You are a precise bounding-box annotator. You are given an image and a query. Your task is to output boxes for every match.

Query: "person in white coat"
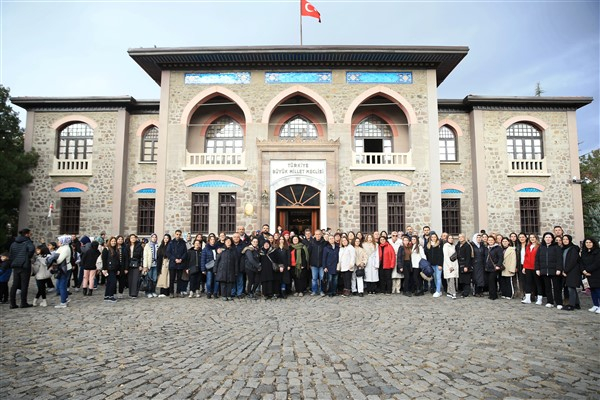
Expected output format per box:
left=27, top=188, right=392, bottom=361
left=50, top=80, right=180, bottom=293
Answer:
left=364, top=241, right=379, bottom=295
left=338, top=237, right=356, bottom=298
left=443, top=236, right=459, bottom=299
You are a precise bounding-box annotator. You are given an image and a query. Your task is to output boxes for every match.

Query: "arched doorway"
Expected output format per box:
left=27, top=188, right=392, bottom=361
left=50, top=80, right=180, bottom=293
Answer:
left=276, top=184, right=320, bottom=234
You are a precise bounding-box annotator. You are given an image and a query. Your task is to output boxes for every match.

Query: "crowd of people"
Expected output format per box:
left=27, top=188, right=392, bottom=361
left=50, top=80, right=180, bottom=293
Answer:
left=2, top=224, right=600, bottom=314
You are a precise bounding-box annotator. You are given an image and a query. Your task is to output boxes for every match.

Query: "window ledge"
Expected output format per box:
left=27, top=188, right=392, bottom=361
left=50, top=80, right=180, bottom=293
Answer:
left=441, top=161, right=461, bottom=165
left=507, top=173, right=551, bottom=178
left=138, top=161, right=157, bottom=165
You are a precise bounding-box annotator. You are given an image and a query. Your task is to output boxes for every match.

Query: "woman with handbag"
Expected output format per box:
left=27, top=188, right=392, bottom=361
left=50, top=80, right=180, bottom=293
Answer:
left=581, top=237, right=600, bottom=313
left=353, top=237, right=367, bottom=297
left=484, top=236, right=504, bottom=300
left=500, top=237, right=517, bottom=299
left=201, top=235, right=219, bottom=299
left=443, top=236, right=459, bottom=299
left=425, top=232, right=444, bottom=298
left=155, top=234, right=171, bottom=298
left=561, top=235, right=581, bottom=311
left=271, top=237, right=291, bottom=299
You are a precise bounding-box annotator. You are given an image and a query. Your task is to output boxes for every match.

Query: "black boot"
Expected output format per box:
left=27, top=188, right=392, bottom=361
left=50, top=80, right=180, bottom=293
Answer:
left=88, top=289, right=92, bottom=296
left=83, top=288, right=88, bottom=296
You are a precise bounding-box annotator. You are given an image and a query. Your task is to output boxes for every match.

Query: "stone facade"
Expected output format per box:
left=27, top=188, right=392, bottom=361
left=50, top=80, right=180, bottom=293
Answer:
left=13, top=46, right=591, bottom=242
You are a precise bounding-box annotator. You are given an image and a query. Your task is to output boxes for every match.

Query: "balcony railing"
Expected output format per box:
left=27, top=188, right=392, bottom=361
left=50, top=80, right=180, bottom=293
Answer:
left=184, top=151, right=247, bottom=171
left=508, top=158, right=549, bottom=176
left=351, top=151, right=414, bottom=170
left=49, top=157, right=93, bottom=176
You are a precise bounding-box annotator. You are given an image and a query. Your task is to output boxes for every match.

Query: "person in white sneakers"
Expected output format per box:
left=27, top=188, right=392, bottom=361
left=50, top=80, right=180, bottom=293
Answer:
left=32, top=245, right=52, bottom=307
left=521, top=234, right=542, bottom=305
left=580, top=237, right=600, bottom=314
left=443, top=236, right=459, bottom=299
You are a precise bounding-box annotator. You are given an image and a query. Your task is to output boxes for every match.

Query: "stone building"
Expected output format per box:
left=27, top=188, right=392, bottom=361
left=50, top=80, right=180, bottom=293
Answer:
left=12, top=46, right=592, bottom=241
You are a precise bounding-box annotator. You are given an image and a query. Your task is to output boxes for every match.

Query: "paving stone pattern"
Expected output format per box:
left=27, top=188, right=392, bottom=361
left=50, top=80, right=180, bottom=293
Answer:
left=1, top=285, right=599, bottom=399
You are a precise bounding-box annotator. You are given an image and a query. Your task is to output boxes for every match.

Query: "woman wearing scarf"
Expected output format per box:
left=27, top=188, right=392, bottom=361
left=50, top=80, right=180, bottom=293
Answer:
left=143, top=233, right=159, bottom=298
left=471, top=233, right=486, bottom=297
left=155, top=234, right=171, bottom=298
left=561, top=235, right=581, bottom=310
left=290, top=235, right=310, bottom=296
left=500, top=237, right=517, bottom=299
left=53, top=235, right=72, bottom=308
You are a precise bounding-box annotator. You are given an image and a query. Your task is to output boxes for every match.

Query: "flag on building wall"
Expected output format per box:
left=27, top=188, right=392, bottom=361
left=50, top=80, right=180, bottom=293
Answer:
left=48, top=201, right=54, bottom=218
left=301, top=0, right=321, bottom=22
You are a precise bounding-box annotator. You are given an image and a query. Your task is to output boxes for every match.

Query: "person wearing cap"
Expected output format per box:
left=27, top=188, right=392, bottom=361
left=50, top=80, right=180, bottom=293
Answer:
left=8, top=228, right=35, bottom=309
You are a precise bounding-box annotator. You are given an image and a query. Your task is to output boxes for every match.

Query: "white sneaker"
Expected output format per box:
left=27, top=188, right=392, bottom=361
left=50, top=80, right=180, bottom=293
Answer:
left=535, top=298, right=543, bottom=305
left=40, top=299, right=47, bottom=307
left=596, top=308, right=600, bottom=314
left=188, top=292, right=194, bottom=298
left=54, top=303, right=67, bottom=308
left=433, top=292, right=442, bottom=298
left=158, top=294, right=166, bottom=298
left=147, top=294, right=153, bottom=298
left=556, top=305, right=563, bottom=310
left=32, top=298, right=38, bottom=306
left=589, top=306, right=598, bottom=312
left=452, top=294, right=457, bottom=299
left=545, top=303, right=553, bottom=308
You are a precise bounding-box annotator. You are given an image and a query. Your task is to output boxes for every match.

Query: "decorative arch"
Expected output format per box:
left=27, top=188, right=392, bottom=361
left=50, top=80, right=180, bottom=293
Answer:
left=441, top=183, right=465, bottom=194
left=51, top=115, right=98, bottom=130
left=136, top=120, right=160, bottom=137
left=132, top=183, right=157, bottom=194
left=261, top=85, right=335, bottom=125
left=184, top=174, right=244, bottom=188
left=438, top=119, right=464, bottom=137
left=502, top=115, right=549, bottom=131
left=353, top=174, right=412, bottom=187
left=53, top=182, right=89, bottom=193
left=273, top=111, right=324, bottom=138
left=180, top=86, right=253, bottom=126
left=513, top=183, right=545, bottom=193
left=351, top=111, right=399, bottom=137
left=344, top=86, right=418, bottom=125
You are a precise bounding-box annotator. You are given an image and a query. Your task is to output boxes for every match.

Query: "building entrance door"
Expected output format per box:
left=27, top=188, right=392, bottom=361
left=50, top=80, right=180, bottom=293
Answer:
left=276, top=184, right=320, bottom=234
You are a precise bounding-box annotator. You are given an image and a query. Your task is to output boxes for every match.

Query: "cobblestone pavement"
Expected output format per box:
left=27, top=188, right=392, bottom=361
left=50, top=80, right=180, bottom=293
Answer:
left=1, top=283, right=599, bottom=400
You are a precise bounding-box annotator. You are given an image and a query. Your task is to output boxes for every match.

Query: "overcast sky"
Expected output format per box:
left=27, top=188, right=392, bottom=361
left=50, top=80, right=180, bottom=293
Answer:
left=2, top=0, right=598, bottom=154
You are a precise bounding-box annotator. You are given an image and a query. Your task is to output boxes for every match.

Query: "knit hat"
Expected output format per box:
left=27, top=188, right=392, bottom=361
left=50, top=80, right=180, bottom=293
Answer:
left=80, top=235, right=91, bottom=245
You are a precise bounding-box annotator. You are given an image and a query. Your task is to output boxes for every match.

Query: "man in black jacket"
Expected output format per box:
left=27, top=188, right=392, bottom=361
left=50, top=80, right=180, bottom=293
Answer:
left=9, top=228, right=35, bottom=308
left=308, top=229, right=327, bottom=296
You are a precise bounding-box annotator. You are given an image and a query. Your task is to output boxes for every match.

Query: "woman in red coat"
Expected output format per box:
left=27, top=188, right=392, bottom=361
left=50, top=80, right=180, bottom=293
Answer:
left=378, top=236, right=395, bottom=294
left=521, top=234, right=542, bottom=304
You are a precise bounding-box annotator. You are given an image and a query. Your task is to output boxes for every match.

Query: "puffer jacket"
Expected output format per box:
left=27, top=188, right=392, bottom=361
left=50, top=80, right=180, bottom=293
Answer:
left=9, top=235, right=35, bottom=269
left=535, top=242, right=563, bottom=276
left=32, top=255, right=52, bottom=280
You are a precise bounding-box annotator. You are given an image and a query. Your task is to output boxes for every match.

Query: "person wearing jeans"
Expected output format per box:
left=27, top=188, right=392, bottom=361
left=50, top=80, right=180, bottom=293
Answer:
left=322, top=235, right=339, bottom=297
left=308, top=229, right=327, bottom=296
left=424, top=232, right=444, bottom=297
left=53, top=235, right=73, bottom=308
left=201, top=235, right=219, bottom=298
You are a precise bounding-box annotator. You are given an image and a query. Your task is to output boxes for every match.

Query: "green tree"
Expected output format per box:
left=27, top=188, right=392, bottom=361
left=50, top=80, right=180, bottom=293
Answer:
left=580, top=149, right=600, bottom=238
left=0, top=85, right=39, bottom=251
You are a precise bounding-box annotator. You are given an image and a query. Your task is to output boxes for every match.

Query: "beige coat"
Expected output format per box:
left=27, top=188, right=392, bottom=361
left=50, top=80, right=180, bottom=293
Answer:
left=443, top=242, right=459, bottom=279
left=501, top=246, right=517, bottom=277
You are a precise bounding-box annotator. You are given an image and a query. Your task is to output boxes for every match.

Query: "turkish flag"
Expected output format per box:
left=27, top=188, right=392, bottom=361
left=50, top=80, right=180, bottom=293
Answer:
left=301, top=0, right=321, bottom=22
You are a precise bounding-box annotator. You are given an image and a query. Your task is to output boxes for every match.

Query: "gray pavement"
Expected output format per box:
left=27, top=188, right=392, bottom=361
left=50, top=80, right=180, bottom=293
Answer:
left=1, top=283, right=599, bottom=400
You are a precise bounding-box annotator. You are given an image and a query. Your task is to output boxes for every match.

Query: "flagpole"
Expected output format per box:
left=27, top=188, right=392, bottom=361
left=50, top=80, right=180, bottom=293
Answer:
left=300, top=0, right=303, bottom=46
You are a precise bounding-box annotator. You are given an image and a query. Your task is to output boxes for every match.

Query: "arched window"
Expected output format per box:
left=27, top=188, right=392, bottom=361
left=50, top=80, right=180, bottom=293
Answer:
left=57, top=122, right=94, bottom=160
left=279, top=115, right=317, bottom=139
left=507, top=123, right=543, bottom=160
left=141, top=126, right=159, bottom=162
left=439, top=125, right=457, bottom=161
left=354, top=115, right=392, bottom=153
left=205, top=116, right=243, bottom=154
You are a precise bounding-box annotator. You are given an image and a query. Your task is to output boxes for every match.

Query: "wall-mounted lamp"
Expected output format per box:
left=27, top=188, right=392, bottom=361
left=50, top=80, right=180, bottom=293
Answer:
left=327, top=188, right=335, bottom=204
left=572, top=176, right=591, bottom=184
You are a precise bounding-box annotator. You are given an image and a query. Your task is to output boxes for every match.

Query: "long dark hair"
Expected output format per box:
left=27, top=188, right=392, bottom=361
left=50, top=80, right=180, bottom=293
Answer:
left=157, top=234, right=172, bottom=259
